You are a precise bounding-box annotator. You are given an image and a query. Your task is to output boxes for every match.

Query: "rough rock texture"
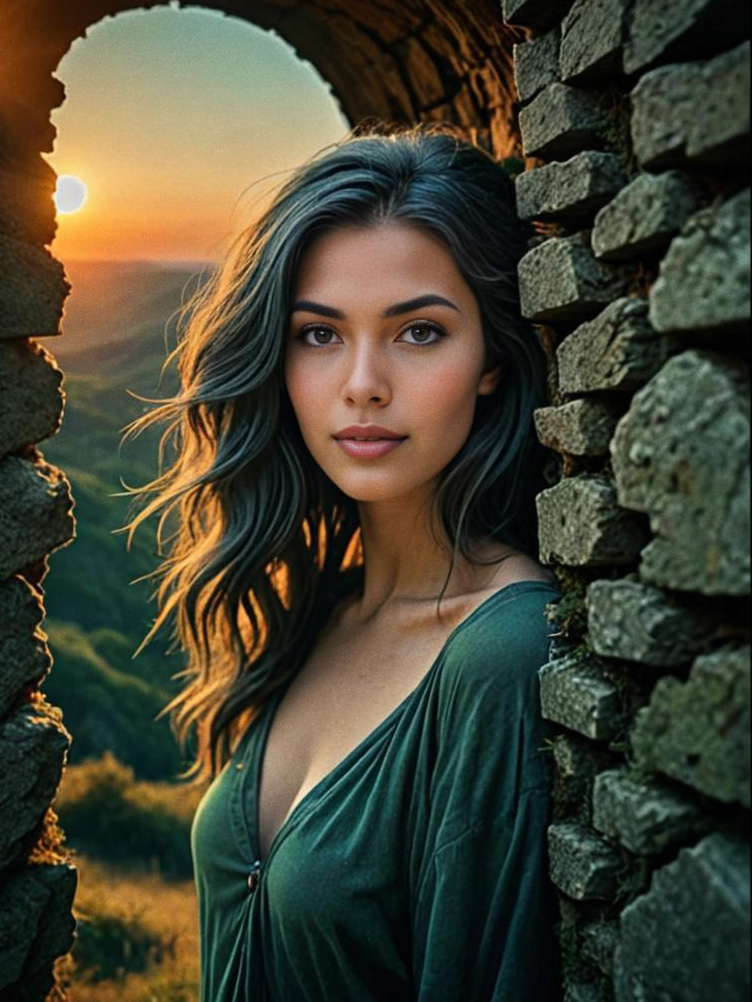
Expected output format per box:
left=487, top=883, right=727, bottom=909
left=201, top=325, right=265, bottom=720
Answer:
left=539, top=652, right=627, bottom=741
left=586, top=578, right=716, bottom=665
left=0, top=701, right=71, bottom=869
left=534, top=397, right=625, bottom=456
left=552, top=732, right=617, bottom=826
left=513, top=27, right=560, bottom=104
left=0, top=338, right=65, bottom=457
left=629, top=61, right=703, bottom=168
left=0, top=452, right=76, bottom=581
left=630, top=41, right=750, bottom=168
left=559, top=0, right=630, bottom=84
left=0, top=576, right=51, bottom=719
left=515, top=150, right=627, bottom=221
left=518, top=232, right=633, bottom=322
left=0, top=862, right=78, bottom=998
left=581, top=917, right=620, bottom=976
left=557, top=297, right=674, bottom=394
left=2, top=1, right=532, bottom=162
left=519, top=82, right=612, bottom=160
left=0, top=454, right=76, bottom=579
left=624, top=0, right=751, bottom=77
left=548, top=821, right=625, bottom=900
left=537, top=474, right=651, bottom=566
left=0, top=161, right=58, bottom=246
left=686, top=40, right=751, bottom=163
left=591, top=767, right=713, bottom=854
left=610, top=350, right=750, bottom=595
left=0, top=235, right=70, bottom=339
left=649, top=187, right=751, bottom=334
left=591, top=169, right=702, bottom=260
left=613, top=833, right=750, bottom=1002
left=506, top=4, right=750, bottom=1001
left=629, top=644, right=751, bottom=808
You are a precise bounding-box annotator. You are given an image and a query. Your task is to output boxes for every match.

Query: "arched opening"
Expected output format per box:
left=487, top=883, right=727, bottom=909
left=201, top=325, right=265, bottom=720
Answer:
left=1, top=0, right=524, bottom=336
left=0, top=3, right=526, bottom=996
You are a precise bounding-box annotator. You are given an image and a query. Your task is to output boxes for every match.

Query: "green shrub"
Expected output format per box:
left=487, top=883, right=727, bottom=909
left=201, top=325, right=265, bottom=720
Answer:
left=56, top=753, right=198, bottom=878
left=71, top=903, right=175, bottom=984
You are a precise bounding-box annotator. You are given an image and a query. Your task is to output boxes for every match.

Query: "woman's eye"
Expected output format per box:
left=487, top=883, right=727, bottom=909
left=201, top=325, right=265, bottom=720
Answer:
left=400, top=322, right=447, bottom=345
left=296, top=326, right=339, bottom=346
left=295, top=322, right=447, bottom=347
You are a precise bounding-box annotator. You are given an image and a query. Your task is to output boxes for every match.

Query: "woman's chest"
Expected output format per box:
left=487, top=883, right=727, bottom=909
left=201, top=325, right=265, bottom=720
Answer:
left=256, top=693, right=434, bottom=939
left=256, top=610, right=465, bottom=863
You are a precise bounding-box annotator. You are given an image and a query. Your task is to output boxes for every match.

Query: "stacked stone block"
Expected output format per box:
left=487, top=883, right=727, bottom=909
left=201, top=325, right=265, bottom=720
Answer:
left=0, top=169, right=77, bottom=996
left=504, top=0, right=751, bottom=998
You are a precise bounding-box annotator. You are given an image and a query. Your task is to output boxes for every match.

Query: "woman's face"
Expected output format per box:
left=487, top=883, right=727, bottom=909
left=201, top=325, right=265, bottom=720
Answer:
left=283, top=220, right=501, bottom=502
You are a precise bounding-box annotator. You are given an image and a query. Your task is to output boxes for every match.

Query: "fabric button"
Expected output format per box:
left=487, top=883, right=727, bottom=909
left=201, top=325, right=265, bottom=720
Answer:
left=247, top=859, right=262, bottom=892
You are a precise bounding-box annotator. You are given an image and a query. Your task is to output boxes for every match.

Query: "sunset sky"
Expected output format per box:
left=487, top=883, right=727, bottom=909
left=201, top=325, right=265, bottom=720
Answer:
left=43, top=4, right=350, bottom=265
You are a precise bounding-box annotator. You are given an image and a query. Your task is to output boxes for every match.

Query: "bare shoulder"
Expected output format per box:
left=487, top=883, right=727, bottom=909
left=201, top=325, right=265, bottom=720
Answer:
left=472, top=540, right=557, bottom=594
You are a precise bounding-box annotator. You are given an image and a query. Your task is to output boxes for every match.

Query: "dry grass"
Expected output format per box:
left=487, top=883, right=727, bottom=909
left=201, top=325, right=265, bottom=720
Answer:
left=55, top=852, right=200, bottom=1002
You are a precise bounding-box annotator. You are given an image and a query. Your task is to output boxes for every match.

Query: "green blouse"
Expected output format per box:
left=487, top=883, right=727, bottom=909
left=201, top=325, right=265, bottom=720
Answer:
left=190, top=580, right=563, bottom=1001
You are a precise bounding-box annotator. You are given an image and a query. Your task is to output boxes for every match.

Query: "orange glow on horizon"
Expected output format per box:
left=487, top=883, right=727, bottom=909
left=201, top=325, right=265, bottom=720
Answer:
left=41, top=6, right=349, bottom=264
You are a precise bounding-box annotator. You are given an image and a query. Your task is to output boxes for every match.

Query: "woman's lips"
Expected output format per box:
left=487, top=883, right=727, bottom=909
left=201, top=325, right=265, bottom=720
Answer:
left=335, top=437, right=407, bottom=459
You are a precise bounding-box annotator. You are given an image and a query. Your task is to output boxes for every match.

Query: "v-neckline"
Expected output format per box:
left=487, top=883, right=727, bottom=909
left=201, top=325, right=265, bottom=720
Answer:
left=248, top=578, right=561, bottom=866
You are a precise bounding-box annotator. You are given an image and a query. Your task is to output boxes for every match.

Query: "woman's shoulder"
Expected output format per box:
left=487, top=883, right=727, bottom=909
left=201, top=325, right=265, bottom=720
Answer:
left=431, top=579, right=563, bottom=797
left=438, top=578, right=562, bottom=710
left=458, top=577, right=562, bottom=648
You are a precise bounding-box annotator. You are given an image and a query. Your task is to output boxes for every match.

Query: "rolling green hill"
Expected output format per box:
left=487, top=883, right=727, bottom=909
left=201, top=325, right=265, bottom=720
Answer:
left=40, top=261, right=216, bottom=780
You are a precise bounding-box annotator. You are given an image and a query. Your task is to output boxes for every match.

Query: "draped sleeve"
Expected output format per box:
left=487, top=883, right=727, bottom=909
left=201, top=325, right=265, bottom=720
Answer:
left=410, top=586, right=563, bottom=1001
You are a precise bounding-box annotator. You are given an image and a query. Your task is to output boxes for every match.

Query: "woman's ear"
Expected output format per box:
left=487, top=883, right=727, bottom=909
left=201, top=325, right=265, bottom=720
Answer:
left=477, top=364, right=502, bottom=396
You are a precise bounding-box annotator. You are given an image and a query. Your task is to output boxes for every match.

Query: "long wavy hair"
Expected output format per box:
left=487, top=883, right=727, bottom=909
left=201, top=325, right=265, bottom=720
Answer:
left=117, top=120, right=551, bottom=785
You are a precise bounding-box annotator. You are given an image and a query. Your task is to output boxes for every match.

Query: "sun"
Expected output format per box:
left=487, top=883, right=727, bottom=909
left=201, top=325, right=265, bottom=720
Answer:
left=54, top=174, right=88, bottom=214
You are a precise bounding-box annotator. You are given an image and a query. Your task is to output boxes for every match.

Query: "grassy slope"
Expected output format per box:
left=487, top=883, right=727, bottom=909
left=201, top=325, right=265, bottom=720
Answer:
left=56, top=851, right=200, bottom=1001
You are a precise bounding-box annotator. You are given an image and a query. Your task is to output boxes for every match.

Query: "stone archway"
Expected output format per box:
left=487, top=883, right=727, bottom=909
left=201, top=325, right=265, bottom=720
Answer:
left=1, top=0, right=526, bottom=341
left=0, top=3, right=528, bottom=997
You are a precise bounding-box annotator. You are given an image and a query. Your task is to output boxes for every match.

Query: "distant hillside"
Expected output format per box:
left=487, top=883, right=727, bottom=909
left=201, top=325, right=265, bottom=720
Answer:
left=56, top=259, right=216, bottom=364
left=40, top=260, right=218, bottom=780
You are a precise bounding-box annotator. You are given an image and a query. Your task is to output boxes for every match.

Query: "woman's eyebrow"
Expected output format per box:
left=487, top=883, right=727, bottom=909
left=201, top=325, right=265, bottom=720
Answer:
left=289, top=294, right=460, bottom=319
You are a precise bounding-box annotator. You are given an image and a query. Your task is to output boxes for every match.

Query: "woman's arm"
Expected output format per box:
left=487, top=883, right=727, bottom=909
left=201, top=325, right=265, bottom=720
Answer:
left=411, top=784, right=562, bottom=1001
left=410, top=588, right=564, bottom=1000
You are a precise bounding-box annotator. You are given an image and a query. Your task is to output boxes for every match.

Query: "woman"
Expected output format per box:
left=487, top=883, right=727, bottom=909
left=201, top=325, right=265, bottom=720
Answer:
left=121, top=120, right=563, bottom=1000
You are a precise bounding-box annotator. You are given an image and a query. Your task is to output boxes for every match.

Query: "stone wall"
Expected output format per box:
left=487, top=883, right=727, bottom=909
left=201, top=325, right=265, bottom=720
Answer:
left=0, top=186, right=78, bottom=1000
left=0, top=0, right=749, bottom=998
left=503, top=0, right=751, bottom=999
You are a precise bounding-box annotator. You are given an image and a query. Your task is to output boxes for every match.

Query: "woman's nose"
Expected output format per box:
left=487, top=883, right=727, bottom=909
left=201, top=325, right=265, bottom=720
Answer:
left=341, top=344, right=391, bottom=403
